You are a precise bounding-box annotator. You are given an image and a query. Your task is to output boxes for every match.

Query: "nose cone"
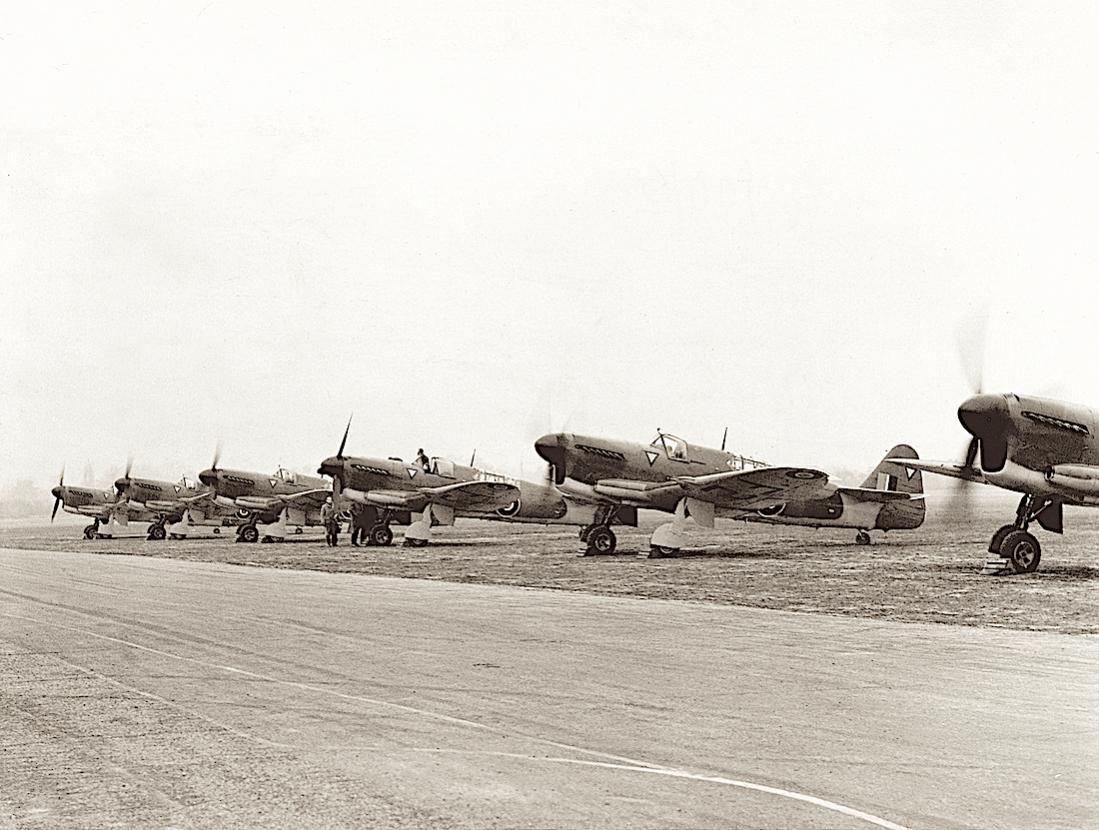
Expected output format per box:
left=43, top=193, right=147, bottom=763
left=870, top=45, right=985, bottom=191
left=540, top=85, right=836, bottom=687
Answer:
left=51, top=485, right=63, bottom=499
left=198, top=468, right=218, bottom=487
left=318, top=456, right=343, bottom=478
left=534, top=433, right=569, bottom=485
left=114, top=477, right=129, bottom=493
left=958, top=393, right=1009, bottom=437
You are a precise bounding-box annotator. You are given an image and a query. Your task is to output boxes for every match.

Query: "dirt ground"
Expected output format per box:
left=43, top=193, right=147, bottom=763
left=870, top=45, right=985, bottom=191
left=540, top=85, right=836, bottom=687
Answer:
left=6, top=494, right=1098, bottom=634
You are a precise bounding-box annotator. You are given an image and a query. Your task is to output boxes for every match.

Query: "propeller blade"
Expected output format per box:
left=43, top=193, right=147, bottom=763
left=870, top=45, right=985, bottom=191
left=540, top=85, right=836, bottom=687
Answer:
left=721, top=427, right=728, bottom=452
left=211, top=442, right=222, bottom=472
left=470, top=449, right=477, bottom=467
left=337, top=415, right=353, bottom=459
left=963, top=436, right=979, bottom=469
left=51, top=496, right=61, bottom=522
left=955, top=312, right=988, bottom=395
left=58, top=465, right=66, bottom=487
left=124, top=456, right=133, bottom=480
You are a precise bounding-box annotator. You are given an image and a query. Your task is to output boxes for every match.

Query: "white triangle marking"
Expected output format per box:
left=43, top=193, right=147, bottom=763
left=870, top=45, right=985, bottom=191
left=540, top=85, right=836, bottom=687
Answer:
left=645, top=451, right=659, bottom=466
left=407, top=468, right=417, bottom=479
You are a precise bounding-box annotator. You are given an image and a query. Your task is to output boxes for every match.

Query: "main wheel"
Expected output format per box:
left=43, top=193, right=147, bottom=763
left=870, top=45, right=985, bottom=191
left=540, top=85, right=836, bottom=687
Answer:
left=405, top=537, right=429, bottom=548
left=213, top=527, right=221, bottom=535
left=855, top=530, right=871, bottom=546
left=988, top=524, right=1015, bottom=555
left=1000, top=530, right=1041, bottom=573
left=587, top=526, right=617, bottom=554
left=369, top=524, right=394, bottom=546
left=83, top=524, right=98, bottom=540
left=649, top=544, right=678, bottom=558
left=147, top=524, right=166, bottom=541
left=238, top=524, right=259, bottom=543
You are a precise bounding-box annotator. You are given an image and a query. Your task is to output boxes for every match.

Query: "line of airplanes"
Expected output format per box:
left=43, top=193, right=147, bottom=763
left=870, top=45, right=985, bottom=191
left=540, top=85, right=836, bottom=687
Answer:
left=50, top=390, right=1099, bottom=574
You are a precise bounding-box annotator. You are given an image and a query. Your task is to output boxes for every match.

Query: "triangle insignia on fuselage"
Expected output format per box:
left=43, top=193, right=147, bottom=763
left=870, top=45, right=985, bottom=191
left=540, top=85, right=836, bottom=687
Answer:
left=173, top=485, right=181, bottom=493
left=269, top=478, right=279, bottom=488
left=645, top=450, right=659, bottom=466
left=407, top=468, right=417, bottom=479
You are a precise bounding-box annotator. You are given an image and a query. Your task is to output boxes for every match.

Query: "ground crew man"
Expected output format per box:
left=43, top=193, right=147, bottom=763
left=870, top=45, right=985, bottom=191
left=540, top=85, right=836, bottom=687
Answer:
left=320, top=497, right=339, bottom=546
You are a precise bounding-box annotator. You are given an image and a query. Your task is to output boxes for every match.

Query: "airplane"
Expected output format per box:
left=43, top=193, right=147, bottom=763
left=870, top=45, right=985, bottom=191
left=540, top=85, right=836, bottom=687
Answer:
left=197, top=454, right=332, bottom=543
left=888, top=392, right=1099, bottom=574
left=50, top=468, right=156, bottom=539
left=317, top=421, right=630, bottom=546
left=113, top=463, right=235, bottom=540
left=534, top=430, right=924, bottom=556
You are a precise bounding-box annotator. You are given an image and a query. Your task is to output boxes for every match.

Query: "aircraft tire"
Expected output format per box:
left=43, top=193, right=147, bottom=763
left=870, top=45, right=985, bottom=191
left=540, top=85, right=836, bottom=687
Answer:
left=988, top=524, right=1015, bottom=555
left=855, top=530, right=871, bottom=546
left=1000, top=530, right=1041, bottom=574
left=238, top=524, right=259, bottom=544
left=147, top=524, right=167, bottom=541
left=649, top=544, right=678, bottom=558
left=83, top=524, right=98, bottom=540
left=213, top=527, right=221, bottom=535
left=369, top=524, right=394, bottom=547
left=587, top=526, right=616, bottom=554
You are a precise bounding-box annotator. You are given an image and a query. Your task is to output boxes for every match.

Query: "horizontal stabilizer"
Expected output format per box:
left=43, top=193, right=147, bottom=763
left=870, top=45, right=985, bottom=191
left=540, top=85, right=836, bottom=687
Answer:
left=838, top=487, right=920, bottom=503
left=886, top=458, right=986, bottom=485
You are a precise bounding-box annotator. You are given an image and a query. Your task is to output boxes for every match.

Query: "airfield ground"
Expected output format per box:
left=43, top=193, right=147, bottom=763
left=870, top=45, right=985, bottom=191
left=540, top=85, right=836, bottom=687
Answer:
left=2, top=494, right=1097, bottom=829
left=4, top=493, right=1098, bottom=634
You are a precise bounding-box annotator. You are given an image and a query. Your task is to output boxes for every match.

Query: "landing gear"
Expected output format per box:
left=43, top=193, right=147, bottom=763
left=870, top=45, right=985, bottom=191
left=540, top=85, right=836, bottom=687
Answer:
left=585, top=525, right=617, bottom=555
left=83, top=520, right=100, bottom=540
left=983, top=495, right=1055, bottom=574
left=404, top=536, right=429, bottom=548
left=855, top=530, right=871, bottom=546
left=237, top=523, right=259, bottom=544
left=648, top=544, right=679, bottom=558
left=213, top=527, right=221, bottom=535
left=369, top=524, right=394, bottom=547
left=147, top=522, right=166, bottom=541
left=999, top=530, right=1041, bottom=574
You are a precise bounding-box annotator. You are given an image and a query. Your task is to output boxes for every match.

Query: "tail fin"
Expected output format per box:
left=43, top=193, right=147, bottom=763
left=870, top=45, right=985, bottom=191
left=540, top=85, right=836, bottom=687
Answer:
left=865, top=444, right=925, bottom=530
left=861, top=444, right=923, bottom=494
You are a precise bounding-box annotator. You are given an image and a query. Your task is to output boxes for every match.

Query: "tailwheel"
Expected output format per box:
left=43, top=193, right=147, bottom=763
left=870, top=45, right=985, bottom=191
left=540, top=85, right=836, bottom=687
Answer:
left=855, top=530, right=871, bottom=546
left=369, top=524, right=394, bottom=547
left=83, top=523, right=98, bottom=540
left=213, top=527, right=221, bottom=535
left=147, top=523, right=167, bottom=541
left=999, top=530, right=1041, bottom=574
left=988, top=524, right=1015, bottom=555
left=585, top=526, right=616, bottom=555
left=237, top=524, right=259, bottom=544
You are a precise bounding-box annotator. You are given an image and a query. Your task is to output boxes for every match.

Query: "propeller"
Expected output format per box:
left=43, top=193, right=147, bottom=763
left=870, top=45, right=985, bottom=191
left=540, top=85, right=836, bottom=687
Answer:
left=720, top=427, right=728, bottom=453
left=51, top=466, right=65, bottom=521
left=337, top=414, right=352, bottom=460
left=949, top=312, right=990, bottom=521
left=469, top=448, right=477, bottom=467
left=211, top=442, right=222, bottom=473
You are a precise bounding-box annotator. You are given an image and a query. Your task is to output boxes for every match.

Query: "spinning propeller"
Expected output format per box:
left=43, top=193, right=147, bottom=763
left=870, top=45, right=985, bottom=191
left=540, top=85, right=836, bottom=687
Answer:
left=50, top=466, right=65, bottom=521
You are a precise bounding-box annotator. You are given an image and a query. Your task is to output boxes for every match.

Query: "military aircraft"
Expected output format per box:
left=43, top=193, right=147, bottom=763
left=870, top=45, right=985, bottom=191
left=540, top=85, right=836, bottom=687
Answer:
left=888, top=392, right=1099, bottom=574
left=113, top=462, right=234, bottom=540
left=317, top=421, right=628, bottom=546
left=50, top=468, right=155, bottom=539
left=197, top=453, right=332, bottom=543
left=535, top=430, right=924, bottom=555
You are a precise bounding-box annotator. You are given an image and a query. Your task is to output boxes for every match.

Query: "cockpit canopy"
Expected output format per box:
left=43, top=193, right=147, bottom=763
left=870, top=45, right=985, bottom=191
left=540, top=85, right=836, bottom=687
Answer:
left=650, top=433, right=688, bottom=460
left=274, top=467, right=297, bottom=484
left=179, top=476, right=198, bottom=490
left=431, top=457, right=455, bottom=477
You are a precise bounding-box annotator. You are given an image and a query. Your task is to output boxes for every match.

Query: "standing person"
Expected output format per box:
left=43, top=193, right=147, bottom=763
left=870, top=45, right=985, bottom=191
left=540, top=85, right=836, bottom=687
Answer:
left=350, top=503, right=364, bottom=546
left=415, top=448, right=430, bottom=473
left=320, top=497, right=338, bottom=547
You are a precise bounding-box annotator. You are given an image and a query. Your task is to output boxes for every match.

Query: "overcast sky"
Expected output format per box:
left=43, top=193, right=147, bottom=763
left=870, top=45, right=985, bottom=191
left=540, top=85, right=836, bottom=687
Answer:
left=2, top=1, right=1097, bottom=491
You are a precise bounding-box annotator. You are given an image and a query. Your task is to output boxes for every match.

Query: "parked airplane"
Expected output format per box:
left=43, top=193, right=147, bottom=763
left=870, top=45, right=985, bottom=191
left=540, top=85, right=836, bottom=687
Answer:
left=113, top=463, right=233, bottom=540
left=535, top=430, right=924, bottom=555
left=317, top=421, right=629, bottom=546
left=197, top=454, right=331, bottom=543
left=889, top=392, right=1099, bottom=573
left=50, top=468, right=155, bottom=539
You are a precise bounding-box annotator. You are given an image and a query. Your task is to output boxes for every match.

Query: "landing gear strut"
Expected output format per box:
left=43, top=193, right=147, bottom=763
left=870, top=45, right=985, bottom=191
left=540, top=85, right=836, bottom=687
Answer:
left=987, top=494, right=1049, bottom=574
left=236, top=522, right=259, bottom=544
left=146, top=522, right=166, bottom=541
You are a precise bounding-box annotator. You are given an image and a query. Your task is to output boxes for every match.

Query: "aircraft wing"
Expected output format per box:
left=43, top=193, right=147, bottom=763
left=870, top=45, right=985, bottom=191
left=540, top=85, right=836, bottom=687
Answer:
left=675, top=467, right=831, bottom=509
left=886, top=458, right=987, bottom=485
left=590, top=478, right=684, bottom=506
left=280, top=487, right=331, bottom=506
left=178, top=491, right=213, bottom=505
left=419, top=480, right=520, bottom=511
left=366, top=489, right=429, bottom=511
left=837, top=487, right=922, bottom=502
left=144, top=499, right=185, bottom=514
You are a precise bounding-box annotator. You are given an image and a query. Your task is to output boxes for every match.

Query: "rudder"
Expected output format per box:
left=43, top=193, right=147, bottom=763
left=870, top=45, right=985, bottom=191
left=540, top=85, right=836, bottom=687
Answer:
left=866, top=444, right=925, bottom=530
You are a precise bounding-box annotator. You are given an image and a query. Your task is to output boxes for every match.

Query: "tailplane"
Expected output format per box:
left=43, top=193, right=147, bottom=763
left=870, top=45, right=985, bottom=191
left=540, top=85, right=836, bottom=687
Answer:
left=861, top=444, right=925, bottom=530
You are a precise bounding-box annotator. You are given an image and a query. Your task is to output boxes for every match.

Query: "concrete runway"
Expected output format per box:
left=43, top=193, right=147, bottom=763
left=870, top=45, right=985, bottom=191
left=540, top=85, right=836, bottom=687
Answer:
left=0, top=548, right=1095, bottom=829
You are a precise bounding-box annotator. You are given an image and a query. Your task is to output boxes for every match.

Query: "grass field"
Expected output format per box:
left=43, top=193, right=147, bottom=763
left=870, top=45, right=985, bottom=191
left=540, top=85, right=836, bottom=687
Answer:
left=6, top=492, right=1097, bottom=634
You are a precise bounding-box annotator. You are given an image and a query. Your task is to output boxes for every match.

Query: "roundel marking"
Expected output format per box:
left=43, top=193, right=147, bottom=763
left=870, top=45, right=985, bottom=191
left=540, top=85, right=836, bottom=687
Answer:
left=236, top=508, right=252, bottom=519
left=496, top=499, right=521, bottom=518
left=788, top=470, right=822, bottom=480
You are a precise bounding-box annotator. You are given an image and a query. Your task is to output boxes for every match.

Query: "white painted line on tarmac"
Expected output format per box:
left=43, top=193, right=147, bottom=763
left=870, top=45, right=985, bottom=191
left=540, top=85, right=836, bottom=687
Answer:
left=2, top=611, right=914, bottom=830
